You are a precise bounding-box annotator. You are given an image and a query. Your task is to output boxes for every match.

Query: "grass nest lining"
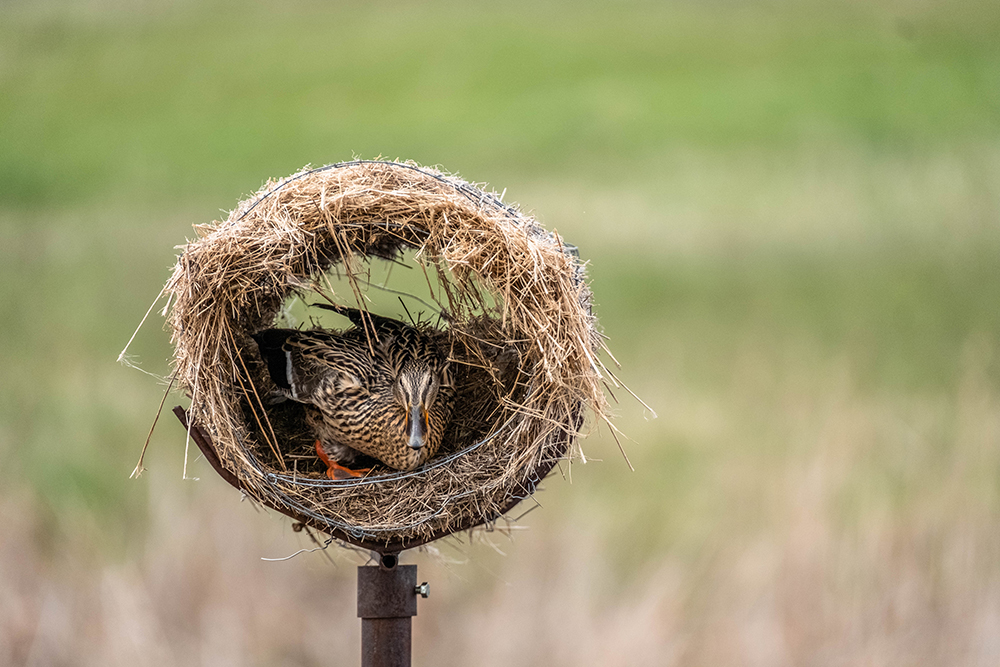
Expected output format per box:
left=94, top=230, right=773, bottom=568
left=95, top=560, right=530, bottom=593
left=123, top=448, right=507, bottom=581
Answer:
left=164, top=160, right=615, bottom=551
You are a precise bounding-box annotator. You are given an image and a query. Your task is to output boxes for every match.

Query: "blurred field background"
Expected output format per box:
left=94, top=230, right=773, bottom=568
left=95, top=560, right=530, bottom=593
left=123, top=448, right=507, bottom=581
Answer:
left=2, top=0, right=1000, bottom=664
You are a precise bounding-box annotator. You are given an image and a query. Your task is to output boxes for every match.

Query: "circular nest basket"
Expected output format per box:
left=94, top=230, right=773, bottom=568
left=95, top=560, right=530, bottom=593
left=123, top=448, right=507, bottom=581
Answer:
left=164, top=160, right=610, bottom=552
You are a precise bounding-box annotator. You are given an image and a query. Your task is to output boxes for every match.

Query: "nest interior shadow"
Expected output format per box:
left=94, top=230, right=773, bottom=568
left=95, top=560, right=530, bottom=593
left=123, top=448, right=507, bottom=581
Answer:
left=165, top=160, right=610, bottom=551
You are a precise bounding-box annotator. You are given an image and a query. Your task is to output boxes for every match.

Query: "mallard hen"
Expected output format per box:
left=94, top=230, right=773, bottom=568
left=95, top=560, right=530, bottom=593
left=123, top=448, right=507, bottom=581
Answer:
left=251, top=305, right=454, bottom=478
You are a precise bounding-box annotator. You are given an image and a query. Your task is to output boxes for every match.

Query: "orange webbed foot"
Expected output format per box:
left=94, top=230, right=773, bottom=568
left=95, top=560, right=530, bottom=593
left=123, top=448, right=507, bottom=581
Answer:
left=315, top=440, right=372, bottom=480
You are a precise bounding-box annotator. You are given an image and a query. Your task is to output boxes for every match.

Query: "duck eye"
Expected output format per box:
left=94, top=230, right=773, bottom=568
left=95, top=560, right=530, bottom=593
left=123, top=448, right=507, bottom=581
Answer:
left=392, top=378, right=407, bottom=405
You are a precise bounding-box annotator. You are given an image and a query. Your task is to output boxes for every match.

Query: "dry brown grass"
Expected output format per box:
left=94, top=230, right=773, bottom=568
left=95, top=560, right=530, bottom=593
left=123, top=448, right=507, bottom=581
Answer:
left=5, top=345, right=1000, bottom=666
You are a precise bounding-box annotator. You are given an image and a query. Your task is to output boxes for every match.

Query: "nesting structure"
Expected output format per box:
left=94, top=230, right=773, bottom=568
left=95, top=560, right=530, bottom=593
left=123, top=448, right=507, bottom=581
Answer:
left=165, top=160, right=610, bottom=551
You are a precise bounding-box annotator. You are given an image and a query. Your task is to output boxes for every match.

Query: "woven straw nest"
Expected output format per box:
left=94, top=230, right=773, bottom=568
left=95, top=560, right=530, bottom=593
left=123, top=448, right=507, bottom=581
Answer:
left=163, top=160, right=615, bottom=551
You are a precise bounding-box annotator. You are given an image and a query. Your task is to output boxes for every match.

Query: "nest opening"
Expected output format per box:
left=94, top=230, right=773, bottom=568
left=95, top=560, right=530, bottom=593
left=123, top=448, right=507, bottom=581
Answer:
left=242, top=321, right=526, bottom=478
left=165, top=160, right=608, bottom=550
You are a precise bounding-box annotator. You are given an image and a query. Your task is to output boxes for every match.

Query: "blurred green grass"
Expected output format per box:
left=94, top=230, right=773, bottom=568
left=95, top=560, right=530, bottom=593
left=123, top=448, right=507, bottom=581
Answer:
left=2, top=0, right=998, bottom=209
left=1, top=0, right=997, bottom=544
left=2, top=0, right=1000, bottom=663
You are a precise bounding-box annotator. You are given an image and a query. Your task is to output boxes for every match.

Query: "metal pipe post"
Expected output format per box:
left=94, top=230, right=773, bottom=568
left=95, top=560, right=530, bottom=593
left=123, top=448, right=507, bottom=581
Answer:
left=357, top=554, right=427, bottom=667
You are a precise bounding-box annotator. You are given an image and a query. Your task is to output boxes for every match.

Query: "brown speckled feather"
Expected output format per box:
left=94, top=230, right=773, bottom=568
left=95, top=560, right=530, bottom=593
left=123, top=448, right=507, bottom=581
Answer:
left=251, top=313, right=454, bottom=471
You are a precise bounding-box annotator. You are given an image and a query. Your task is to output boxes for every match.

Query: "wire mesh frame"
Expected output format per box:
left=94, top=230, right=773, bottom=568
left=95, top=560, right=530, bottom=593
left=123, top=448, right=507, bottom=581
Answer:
left=179, top=160, right=588, bottom=552
left=175, top=406, right=577, bottom=553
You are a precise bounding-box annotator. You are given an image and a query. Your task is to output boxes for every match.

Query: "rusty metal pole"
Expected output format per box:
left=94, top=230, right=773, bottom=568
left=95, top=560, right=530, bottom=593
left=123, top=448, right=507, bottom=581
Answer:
left=357, top=553, right=427, bottom=667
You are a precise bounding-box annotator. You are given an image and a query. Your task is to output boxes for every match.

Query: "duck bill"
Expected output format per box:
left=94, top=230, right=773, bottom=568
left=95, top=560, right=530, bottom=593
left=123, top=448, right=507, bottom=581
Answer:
left=408, top=404, right=427, bottom=450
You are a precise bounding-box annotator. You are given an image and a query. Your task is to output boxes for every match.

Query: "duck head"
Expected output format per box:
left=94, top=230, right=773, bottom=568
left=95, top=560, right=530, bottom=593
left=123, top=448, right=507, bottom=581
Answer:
left=393, top=365, right=442, bottom=452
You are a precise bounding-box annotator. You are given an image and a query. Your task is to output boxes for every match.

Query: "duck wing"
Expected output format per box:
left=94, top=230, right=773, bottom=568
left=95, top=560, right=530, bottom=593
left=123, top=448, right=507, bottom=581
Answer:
left=251, top=328, right=376, bottom=403
left=311, top=303, right=450, bottom=381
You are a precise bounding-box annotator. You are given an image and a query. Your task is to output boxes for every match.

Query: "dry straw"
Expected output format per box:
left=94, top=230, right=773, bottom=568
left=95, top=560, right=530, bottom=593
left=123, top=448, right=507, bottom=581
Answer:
left=159, top=160, right=624, bottom=550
